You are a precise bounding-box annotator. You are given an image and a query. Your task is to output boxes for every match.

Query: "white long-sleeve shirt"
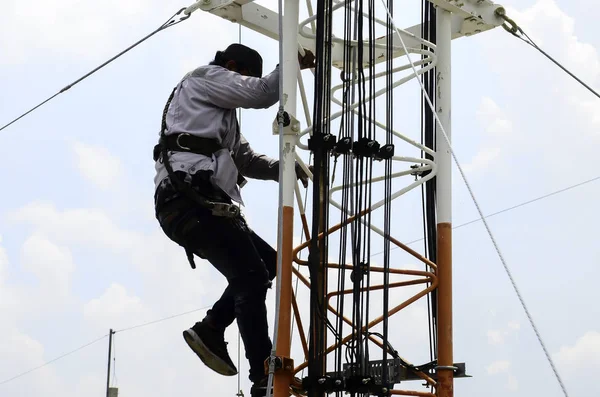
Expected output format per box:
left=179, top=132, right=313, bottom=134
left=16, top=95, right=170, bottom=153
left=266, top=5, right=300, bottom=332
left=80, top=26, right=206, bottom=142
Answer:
left=154, top=64, right=281, bottom=205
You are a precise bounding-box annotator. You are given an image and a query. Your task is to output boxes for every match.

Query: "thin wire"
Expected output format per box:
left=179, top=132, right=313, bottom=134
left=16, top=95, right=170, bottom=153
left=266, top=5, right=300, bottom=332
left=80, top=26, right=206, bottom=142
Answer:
left=290, top=167, right=310, bottom=340
left=236, top=22, right=243, bottom=397
left=237, top=331, right=242, bottom=395
left=372, top=174, right=600, bottom=256
left=0, top=304, right=219, bottom=387
left=0, top=7, right=191, bottom=133
left=114, top=305, right=212, bottom=333
left=0, top=334, right=108, bottom=386
left=509, top=26, right=600, bottom=100
left=381, top=3, right=570, bottom=396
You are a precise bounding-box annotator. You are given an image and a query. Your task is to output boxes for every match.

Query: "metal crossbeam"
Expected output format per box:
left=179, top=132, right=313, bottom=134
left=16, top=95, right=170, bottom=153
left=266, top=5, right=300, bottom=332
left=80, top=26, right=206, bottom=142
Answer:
left=195, top=0, right=505, bottom=69
left=400, top=362, right=470, bottom=382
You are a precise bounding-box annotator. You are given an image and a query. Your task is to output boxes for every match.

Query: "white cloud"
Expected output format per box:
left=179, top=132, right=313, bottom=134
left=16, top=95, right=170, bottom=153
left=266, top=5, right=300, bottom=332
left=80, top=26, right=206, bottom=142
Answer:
left=6, top=196, right=223, bottom=317
left=0, top=323, right=64, bottom=396
left=507, top=0, right=599, bottom=84
left=552, top=331, right=600, bottom=395
left=566, top=94, right=600, bottom=130
left=72, top=142, right=123, bottom=190
left=554, top=331, right=600, bottom=374
left=21, top=234, right=75, bottom=302
left=487, top=360, right=519, bottom=391
left=507, top=374, right=519, bottom=392
left=0, top=0, right=153, bottom=62
left=8, top=201, right=140, bottom=253
left=0, top=238, right=18, bottom=318
left=477, top=0, right=600, bottom=185
left=0, top=235, right=8, bottom=285
left=487, top=329, right=505, bottom=345
left=476, top=97, right=514, bottom=139
left=84, top=283, right=152, bottom=329
left=494, top=0, right=600, bottom=132
left=487, top=321, right=520, bottom=345
left=463, top=97, right=512, bottom=175
left=507, top=321, right=520, bottom=330
left=463, top=147, right=501, bottom=175
left=487, top=360, right=510, bottom=374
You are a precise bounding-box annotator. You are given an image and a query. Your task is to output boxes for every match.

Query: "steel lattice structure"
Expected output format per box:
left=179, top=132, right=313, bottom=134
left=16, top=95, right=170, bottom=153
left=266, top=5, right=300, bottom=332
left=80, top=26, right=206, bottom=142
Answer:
left=189, top=1, right=507, bottom=396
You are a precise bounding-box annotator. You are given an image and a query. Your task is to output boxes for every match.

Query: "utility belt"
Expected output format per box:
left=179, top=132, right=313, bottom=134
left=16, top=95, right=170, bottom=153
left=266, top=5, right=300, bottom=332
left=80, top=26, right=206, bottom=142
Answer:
left=153, top=132, right=247, bottom=189
left=155, top=171, right=240, bottom=218
left=153, top=132, right=222, bottom=162
left=155, top=170, right=242, bottom=270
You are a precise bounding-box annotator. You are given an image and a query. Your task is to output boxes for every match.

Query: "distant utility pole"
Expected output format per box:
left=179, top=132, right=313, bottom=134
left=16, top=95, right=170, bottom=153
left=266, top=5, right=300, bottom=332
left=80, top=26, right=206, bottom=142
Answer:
left=106, top=329, right=115, bottom=397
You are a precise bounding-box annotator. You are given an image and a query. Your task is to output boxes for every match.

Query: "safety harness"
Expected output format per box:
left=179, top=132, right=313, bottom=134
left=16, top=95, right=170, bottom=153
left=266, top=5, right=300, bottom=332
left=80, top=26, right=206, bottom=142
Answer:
left=154, top=86, right=242, bottom=269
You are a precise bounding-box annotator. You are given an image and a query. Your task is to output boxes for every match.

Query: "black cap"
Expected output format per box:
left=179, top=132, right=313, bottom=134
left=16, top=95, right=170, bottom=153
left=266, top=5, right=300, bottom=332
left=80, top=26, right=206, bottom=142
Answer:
left=221, top=43, right=263, bottom=78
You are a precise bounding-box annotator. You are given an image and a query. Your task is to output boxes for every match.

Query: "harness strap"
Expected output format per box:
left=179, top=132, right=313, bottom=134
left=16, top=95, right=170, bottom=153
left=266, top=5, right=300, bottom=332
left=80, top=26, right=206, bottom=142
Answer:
left=156, top=86, right=240, bottom=270
left=152, top=133, right=223, bottom=162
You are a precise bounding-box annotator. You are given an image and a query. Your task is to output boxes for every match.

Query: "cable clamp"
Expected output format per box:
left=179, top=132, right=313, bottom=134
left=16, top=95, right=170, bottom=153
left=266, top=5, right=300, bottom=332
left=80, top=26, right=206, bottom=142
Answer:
left=273, top=110, right=299, bottom=135
left=375, top=144, right=395, bottom=160
left=495, top=7, right=521, bottom=37
left=353, top=137, right=380, bottom=158
left=210, top=202, right=240, bottom=218
left=176, top=7, right=191, bottom=21
left=264, top=356, right=294, bottom=375
left=332, top=136, right=352, bottom=155
left=435, top=365, right=458, bottom=371
left=308, top=132, right=337, bottom=151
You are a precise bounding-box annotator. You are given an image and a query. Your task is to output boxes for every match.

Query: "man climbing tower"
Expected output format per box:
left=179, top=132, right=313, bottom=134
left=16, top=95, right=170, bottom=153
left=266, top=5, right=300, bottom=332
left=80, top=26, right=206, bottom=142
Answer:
left=153, top=43, right=315, bottom=396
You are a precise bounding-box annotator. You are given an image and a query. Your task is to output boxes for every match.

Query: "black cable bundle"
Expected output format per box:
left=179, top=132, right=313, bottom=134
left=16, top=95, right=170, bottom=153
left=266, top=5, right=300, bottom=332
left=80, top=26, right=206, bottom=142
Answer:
left=381, top=0, right=394, bottom=389
left=308, top=0, right=401, bottom=394
left=420, top=0, right=438, bottom=361
left=306, top=0, right=333, bottom=392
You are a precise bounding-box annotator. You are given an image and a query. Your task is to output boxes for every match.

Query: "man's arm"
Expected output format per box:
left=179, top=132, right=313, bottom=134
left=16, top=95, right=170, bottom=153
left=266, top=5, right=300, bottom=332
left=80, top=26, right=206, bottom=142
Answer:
left=233, top=134, right=279, bottom=181
left=203, top=66, right=280, bottom=110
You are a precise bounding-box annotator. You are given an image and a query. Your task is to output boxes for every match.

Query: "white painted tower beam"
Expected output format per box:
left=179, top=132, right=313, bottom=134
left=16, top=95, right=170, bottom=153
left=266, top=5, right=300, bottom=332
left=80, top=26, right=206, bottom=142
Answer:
left=194, top=0, right=506, bottom=69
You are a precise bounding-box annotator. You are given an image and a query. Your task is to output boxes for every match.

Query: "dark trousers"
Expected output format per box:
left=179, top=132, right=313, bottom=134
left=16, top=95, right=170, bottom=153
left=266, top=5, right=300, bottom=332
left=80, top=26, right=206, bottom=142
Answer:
left=155, top=172, right=276, bottom=382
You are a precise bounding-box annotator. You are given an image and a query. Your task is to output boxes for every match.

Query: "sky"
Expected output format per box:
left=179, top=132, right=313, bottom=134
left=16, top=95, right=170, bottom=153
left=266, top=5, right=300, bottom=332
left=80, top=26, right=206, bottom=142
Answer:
left=0, top=0, right=599, bottom=397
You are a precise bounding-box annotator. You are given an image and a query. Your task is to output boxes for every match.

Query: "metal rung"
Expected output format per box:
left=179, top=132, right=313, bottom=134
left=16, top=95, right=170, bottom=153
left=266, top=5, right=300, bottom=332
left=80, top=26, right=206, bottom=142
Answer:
left=325, top=361, right=471, bottom=383
left=400, top=362, right=471, bottom=382
left=326, top=358, right=403, bottom=385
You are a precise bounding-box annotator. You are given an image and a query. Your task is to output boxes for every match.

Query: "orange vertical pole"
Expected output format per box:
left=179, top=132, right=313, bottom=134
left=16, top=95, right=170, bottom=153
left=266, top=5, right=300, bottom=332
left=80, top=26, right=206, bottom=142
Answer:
left=272, top=0, right=300, bottom=393
left=436, top=225, right=453, bottom=397
left=273, top=206, right=295, bottom=397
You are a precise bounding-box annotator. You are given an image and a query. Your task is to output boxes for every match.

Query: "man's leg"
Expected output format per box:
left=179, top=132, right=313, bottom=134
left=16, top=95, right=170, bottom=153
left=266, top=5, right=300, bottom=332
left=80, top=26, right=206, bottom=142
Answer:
left=157, top=196, right=273, bottom=382
left=204, top=219, right=277, bottom=332
left=204, top=287, right=235, bottom=331
left=249, top=229, right=277, bottom=281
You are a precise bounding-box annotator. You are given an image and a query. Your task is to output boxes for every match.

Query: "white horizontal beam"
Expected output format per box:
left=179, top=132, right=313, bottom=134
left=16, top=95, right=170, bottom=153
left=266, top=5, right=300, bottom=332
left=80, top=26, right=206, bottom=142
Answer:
left=428, top=0, right=505, bottom=36
left=196, top=0, right=424, bottom=69
left=194, top=0, right=505, bottom=69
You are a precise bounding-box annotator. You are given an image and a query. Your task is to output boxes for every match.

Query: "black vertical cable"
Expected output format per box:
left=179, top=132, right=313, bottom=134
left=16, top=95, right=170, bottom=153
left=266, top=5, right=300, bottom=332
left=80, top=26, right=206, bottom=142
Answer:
left=421, top=0, right=438, bottom=360
left=381, top=0, right=394, bottom=389
left=363, top=0, right=378, bottom=377
left=351, top=0, right=363, bottom=376
left=308, top=0, right=333, bottom=392
left=308, top=0, right=326, bottom=388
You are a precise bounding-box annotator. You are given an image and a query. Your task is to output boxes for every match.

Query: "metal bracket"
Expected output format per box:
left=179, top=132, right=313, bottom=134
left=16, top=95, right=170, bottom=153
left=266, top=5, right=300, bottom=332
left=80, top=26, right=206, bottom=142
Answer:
left=264, top=356, right=295, bottom=375
left=273, top=111, right=300, bottom=136
left=428, top=0, right=505, bottom=37
left=324, top=360, right=470, bottom=384
left=199, top=0, right=237, bottom=12
left=401, top=362, right=471, bottom=382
